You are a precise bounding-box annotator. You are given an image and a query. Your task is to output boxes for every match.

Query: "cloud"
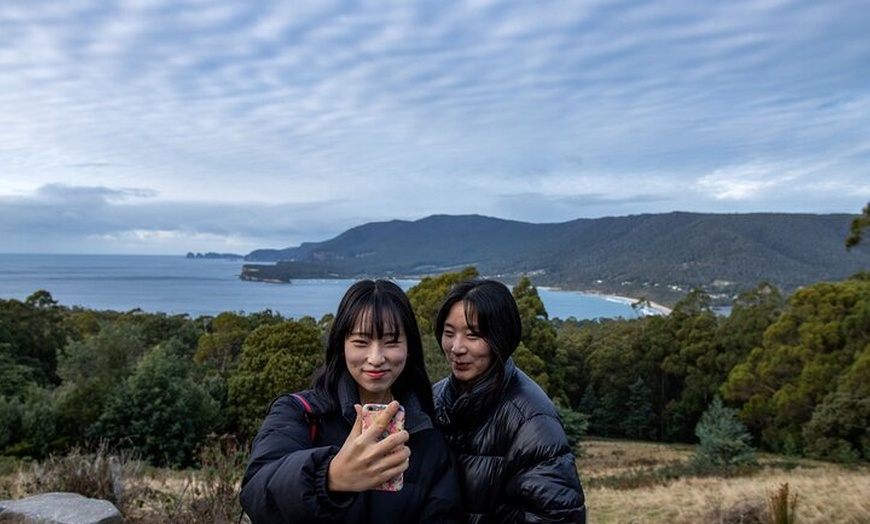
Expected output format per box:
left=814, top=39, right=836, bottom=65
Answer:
left=0, top=0, right=868, bottom=254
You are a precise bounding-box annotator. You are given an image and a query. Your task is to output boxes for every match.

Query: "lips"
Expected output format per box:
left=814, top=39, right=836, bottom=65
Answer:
left=364, top=370, right=389, bottom=379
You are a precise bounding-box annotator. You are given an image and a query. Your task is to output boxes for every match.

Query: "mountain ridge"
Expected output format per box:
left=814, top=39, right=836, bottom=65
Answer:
left=242, top=212, right=870, bottom=306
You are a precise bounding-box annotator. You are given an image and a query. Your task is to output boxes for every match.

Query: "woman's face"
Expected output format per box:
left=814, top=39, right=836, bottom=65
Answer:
left=344, top=311, right=408, bottom=405
left=440, top=301, right=493, bottom=382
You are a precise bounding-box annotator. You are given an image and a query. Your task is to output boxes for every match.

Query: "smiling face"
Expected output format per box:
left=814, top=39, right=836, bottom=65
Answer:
left=440, top=301, right=493, bottom=383
left=344, top=308, right=408, bottom=405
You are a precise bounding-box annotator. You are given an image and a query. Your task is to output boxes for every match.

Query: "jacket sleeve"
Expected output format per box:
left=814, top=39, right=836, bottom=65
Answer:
left=504, top=412, right=587, bottom=523
left=419, top=431, right=463, bottom=524
left=240, top=395, right=356, bottom=524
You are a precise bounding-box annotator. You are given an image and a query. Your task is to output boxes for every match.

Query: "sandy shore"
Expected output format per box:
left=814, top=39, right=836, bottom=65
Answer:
left=597, top=293, right=672, bottom=316
left=541, top=287, right=672, bottom=316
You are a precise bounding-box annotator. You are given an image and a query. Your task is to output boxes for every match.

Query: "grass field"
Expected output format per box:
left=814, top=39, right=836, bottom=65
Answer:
left=578, top=439, right=870, bottom=523
left=2, top=438, right=868, bottom=523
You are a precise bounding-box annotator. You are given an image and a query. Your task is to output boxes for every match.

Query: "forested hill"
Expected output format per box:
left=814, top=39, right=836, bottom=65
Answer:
left=243, top=212, right=870, bottom=305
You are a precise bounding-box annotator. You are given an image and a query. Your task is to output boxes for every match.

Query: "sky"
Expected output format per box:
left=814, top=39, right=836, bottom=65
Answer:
left=1, top=0, right=868, bottom=255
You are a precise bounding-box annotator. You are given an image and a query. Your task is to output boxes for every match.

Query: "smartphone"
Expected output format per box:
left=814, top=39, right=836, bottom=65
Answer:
left=361, top=403, right=406, bottom=491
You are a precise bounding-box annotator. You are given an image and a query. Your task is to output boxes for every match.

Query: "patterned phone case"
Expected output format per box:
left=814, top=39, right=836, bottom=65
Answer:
left=361, top=403, right=406, bottom=491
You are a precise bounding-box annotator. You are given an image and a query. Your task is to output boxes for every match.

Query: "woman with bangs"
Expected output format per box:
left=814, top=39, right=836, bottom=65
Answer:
left=241, top=279, right=461, bottom=523
left=433, top=279, right=586, bottom=523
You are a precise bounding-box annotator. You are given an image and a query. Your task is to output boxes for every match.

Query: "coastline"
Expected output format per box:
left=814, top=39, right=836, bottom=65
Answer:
left=540, top=287, right=672, bottom=317
left=598, top=293, right=672, bottom=316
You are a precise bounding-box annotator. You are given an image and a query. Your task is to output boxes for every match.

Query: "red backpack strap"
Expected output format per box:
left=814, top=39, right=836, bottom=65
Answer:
left=291, top=393, right=317, bottom=442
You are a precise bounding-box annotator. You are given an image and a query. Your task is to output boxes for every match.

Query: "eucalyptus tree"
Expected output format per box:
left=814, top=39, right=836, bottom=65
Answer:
left=722, top=273, right=870, bottom=457
left=659, top=289, right=720, bottom=441
left=512, top=276, right=562, bottom=399
left=227, top=319, right=324, bottom=441
left=0, top=291, right=70, bottom=388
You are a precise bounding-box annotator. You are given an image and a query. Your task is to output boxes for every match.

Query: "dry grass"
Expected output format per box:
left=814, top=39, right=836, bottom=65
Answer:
left=3, top=438, right=867, bottom=523
left=579, top=439, right=870, bottom=524
left=0, top=436, right=250, bottom=524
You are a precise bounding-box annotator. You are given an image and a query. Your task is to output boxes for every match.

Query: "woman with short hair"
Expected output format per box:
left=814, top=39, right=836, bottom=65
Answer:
left=433, top=279, right=586, bottom=523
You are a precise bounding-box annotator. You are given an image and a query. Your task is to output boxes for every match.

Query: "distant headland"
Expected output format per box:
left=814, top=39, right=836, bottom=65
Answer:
left=185, top=251, right=244, bottom=260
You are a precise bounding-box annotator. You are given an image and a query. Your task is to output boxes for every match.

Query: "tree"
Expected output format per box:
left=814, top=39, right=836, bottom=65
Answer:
left=16, top=386, right=58, bottom=459
left=54, top=321, right=150, bottom=443
left=722, top=275, right=870, bottom=454
left=0, top=395, right=23, bottom=452
left=555, top=402, right=589, bottom=455
left=715, top=282, right=784, bottom=376
left=407, top=266, right=479, bottom=336
left=0, top=291, right=70, bottom=387
left=227, top=320, right=324, bottom=440
left=94, top=344, right=220, bottom=467
left=693, top=395, right=756, bottom=469
left=622, top=377, right=657, bottom=440
left=513, top=343, right=550, bottom=393
left=0, top=353, right=39, bottom=398
left=802, top=347, right=870, bottom=462
left=512, top=277, right=562, bottom=399
left=660, top=289, right=721, bottom=441
left=845, top=202, right=870, bottom=250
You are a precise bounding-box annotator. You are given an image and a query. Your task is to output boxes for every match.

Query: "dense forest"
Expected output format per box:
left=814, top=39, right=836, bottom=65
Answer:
left=1, top=263, right=867, bottom=468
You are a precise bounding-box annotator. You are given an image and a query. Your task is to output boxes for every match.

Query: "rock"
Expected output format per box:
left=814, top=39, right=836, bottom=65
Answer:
left=0, top=492, right=122, bottom=524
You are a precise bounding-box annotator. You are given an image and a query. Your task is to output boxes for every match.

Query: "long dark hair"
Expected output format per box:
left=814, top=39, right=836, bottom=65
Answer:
left=434, top=279, right=522, bottom=387
left=313, top=279, right=435, bottom=417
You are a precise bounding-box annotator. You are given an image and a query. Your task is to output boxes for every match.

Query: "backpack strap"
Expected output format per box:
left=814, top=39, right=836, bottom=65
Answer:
left=291, top=392, right=318, bottom=442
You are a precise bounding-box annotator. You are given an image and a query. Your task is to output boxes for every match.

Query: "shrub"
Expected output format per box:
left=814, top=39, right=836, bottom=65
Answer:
left=93, top=345, right=220, bottom=468
left=555, top=403, right=589, bottom=456
left=693, top=396, right=756, bottom=469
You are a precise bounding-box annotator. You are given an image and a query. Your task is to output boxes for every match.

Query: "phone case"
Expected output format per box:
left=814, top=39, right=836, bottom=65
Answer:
left=361, top=403, right=406, bottom=491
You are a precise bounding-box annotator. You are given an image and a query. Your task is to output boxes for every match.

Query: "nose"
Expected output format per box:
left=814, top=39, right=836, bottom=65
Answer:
left=449, top=336, right=467, bottom=355
left=366, top=342, right=386, bottom=365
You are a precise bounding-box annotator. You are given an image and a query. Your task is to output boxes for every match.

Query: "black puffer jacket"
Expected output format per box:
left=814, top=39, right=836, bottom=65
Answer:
left=433, top=359, right=586, bottom=523
left=241, top=372, right=461, bottom=523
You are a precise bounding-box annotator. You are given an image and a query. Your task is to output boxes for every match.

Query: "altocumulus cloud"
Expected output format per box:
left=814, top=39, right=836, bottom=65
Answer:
left=0, top=0, right=868, bottom=254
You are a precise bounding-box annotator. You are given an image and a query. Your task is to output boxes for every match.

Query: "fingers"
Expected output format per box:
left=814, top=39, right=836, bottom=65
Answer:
left=360, top=400, right=400, bottom=438
left=371, top=447, right=411, bottom=487
left=374, top=427, right=409, bottom=452
left=350, top=404, right=364, bottom=437
left=373, top=400, right=401, bottom=427
left=327, top=401, right=411, bottom=493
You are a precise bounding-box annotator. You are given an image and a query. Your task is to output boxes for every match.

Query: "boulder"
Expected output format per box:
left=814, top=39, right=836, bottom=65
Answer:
left=0, top=492, right=122, bottom=524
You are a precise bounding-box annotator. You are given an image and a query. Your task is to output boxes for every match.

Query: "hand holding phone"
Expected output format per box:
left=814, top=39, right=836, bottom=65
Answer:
left=362, top=403, right=406, bottom=491
left=326, top=401, right=410, bottom=493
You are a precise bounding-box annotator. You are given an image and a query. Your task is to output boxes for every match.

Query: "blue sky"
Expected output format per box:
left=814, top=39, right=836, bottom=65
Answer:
left=1, top=0, right=868, bottom=255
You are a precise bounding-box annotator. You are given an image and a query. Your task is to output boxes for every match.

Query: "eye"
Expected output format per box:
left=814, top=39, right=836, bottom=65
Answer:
left=442, top=329, right=454, bottom=338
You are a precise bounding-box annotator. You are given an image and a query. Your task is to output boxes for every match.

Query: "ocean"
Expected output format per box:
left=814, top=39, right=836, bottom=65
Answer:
left=0, top=254, right=651, bottom=320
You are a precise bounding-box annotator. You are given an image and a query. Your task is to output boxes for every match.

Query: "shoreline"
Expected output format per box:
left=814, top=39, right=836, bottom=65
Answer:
left=540, top=287, right=672, bottom=317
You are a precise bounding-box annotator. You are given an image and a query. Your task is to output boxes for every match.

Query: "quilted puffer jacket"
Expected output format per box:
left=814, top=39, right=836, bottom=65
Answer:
left=433, top=358, right=586, bottom=523
left=241, top=372, right=461, bottom=523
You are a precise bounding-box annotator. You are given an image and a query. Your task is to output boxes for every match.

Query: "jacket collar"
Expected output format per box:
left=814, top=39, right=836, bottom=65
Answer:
left=435, top=358, right=516, bottom=428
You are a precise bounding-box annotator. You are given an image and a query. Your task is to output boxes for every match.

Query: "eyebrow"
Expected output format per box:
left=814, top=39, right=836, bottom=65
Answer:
left=349, top=330, right=402, bottom=338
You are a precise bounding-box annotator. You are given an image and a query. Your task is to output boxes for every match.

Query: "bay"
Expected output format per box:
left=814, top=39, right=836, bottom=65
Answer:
left=0, top=254, right=655, bottom=320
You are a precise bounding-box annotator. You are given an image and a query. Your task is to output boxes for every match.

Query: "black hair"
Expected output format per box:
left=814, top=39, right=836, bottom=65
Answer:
left=434, top=279, right=522, bottom=387
left=313, top=279, right=435, bottom=417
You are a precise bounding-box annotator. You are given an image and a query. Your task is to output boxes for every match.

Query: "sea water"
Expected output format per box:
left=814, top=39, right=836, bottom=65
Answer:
left=0, top=254, right=649, bottom=320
